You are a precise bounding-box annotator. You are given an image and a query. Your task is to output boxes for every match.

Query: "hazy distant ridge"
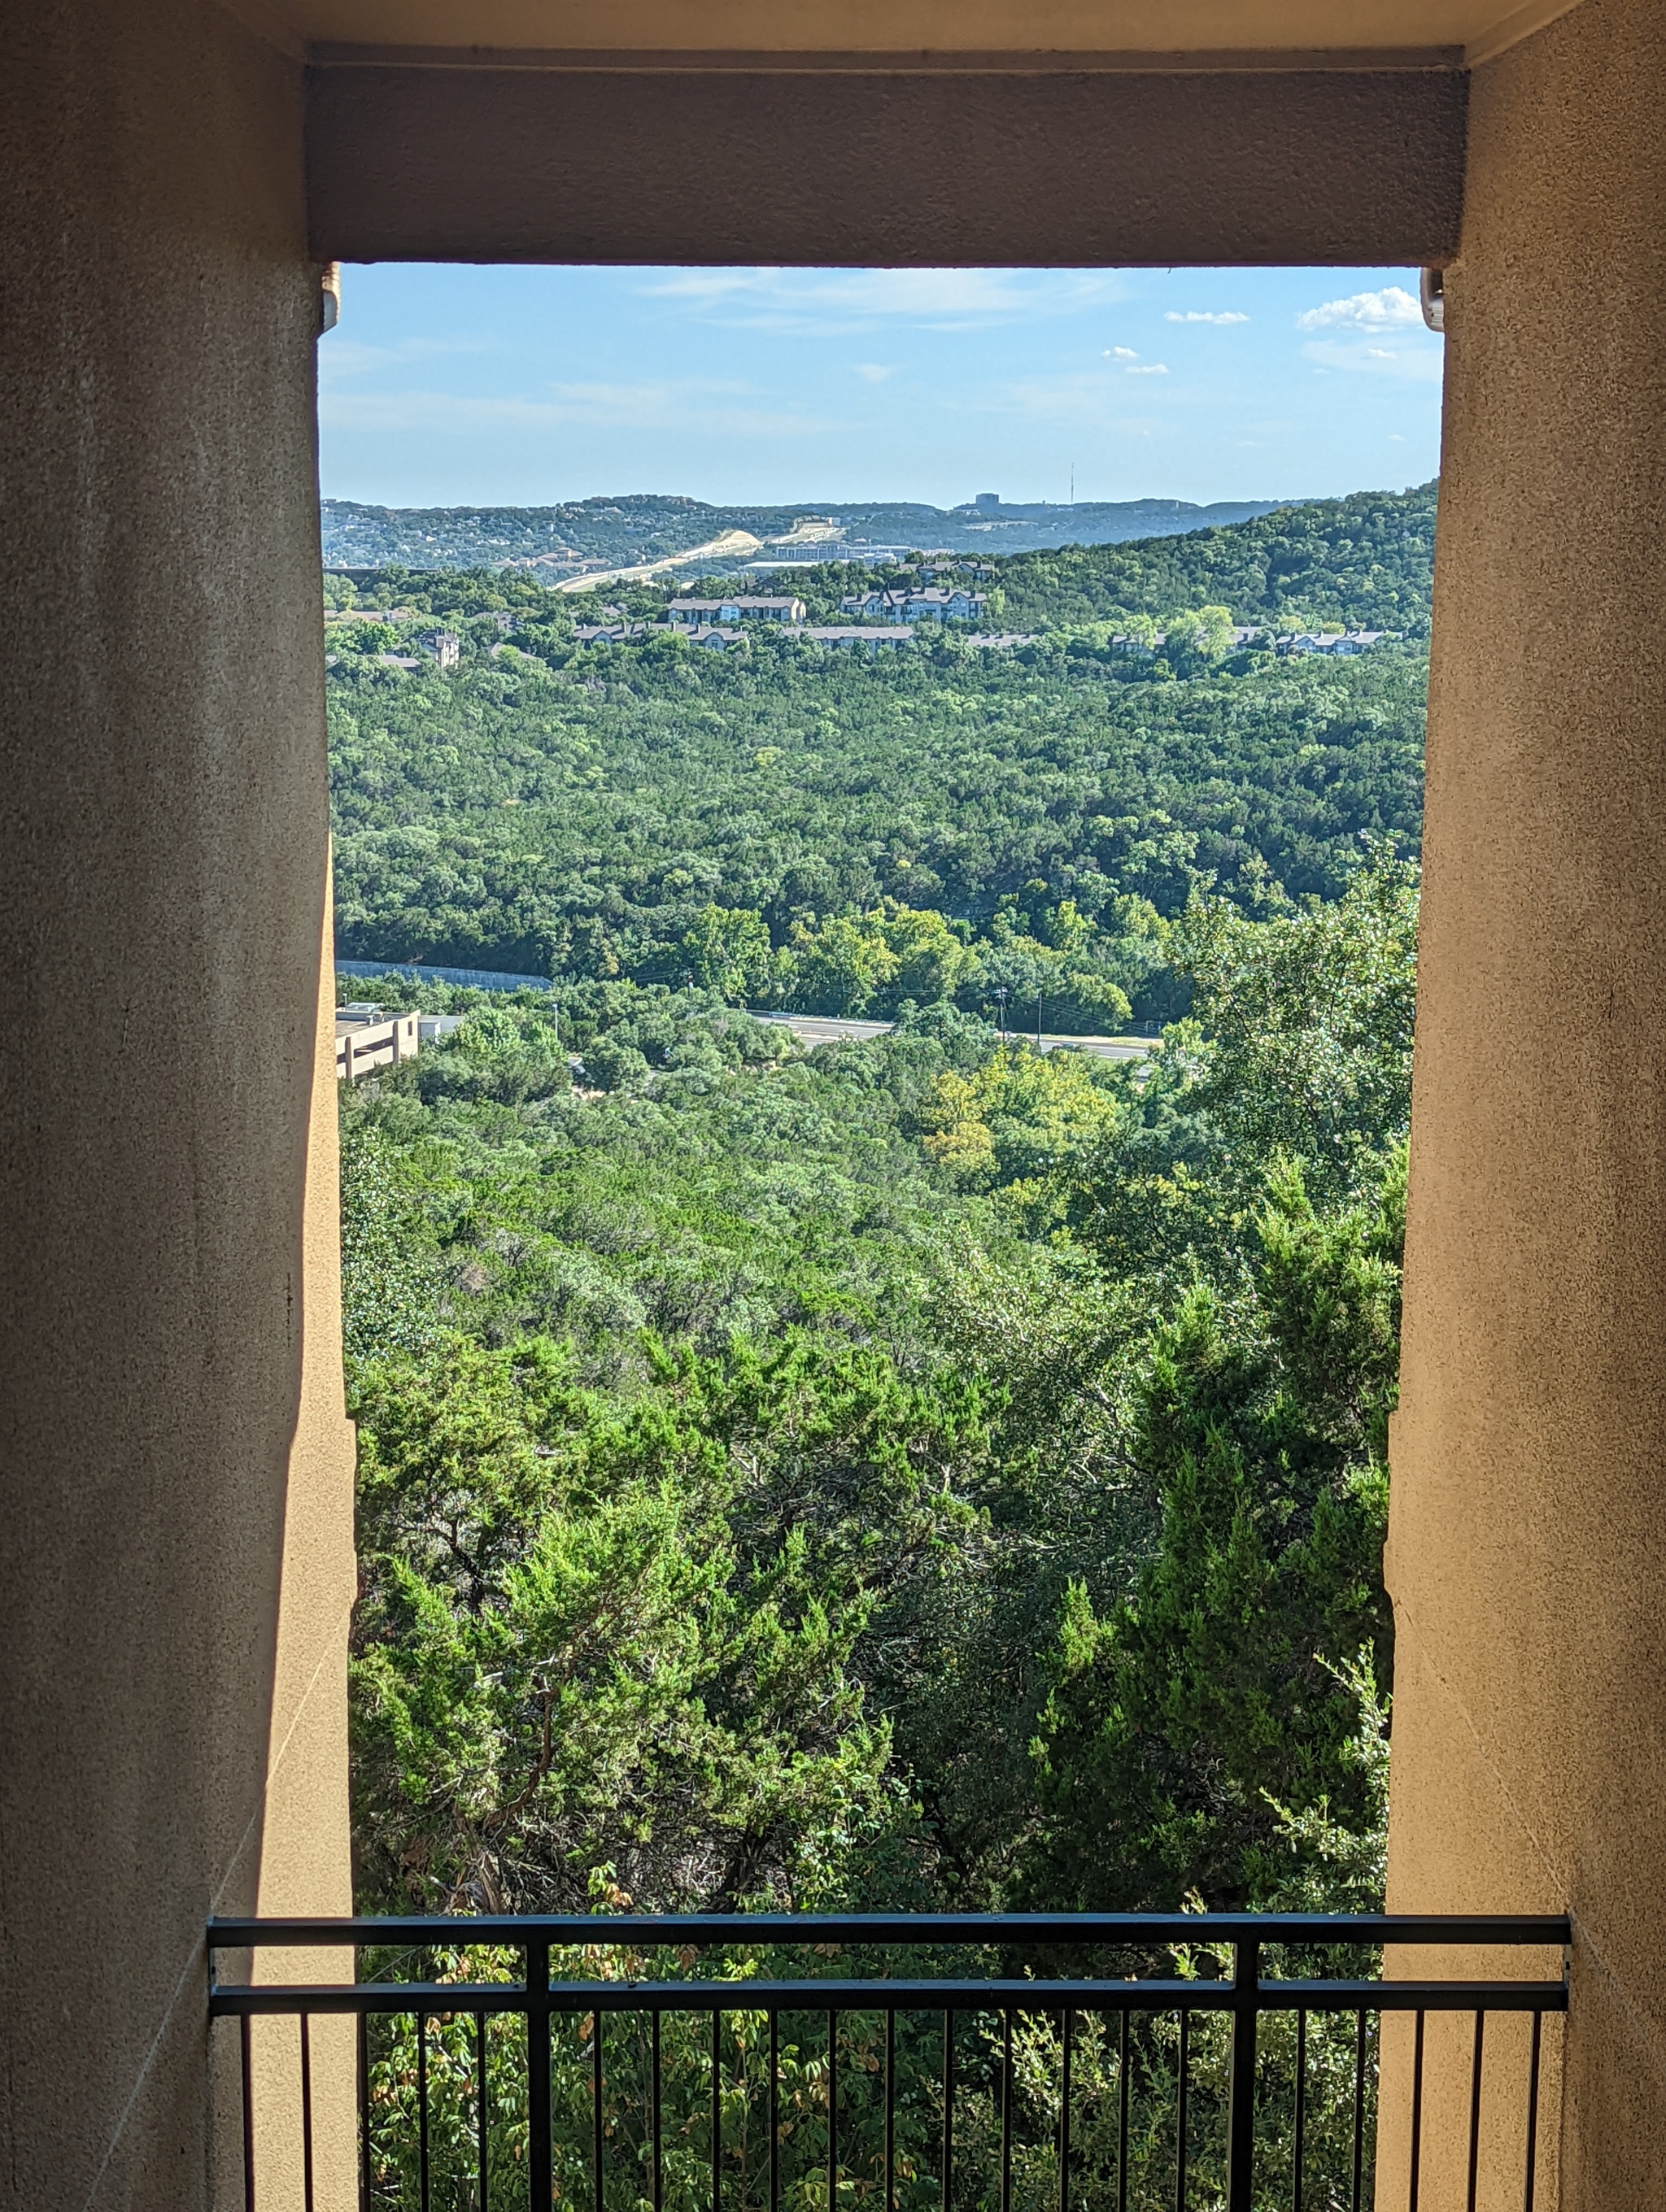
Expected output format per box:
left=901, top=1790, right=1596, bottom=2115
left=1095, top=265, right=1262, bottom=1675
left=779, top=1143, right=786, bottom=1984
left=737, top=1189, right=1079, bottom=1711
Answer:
left=321, top=492, right=1285, bottom=571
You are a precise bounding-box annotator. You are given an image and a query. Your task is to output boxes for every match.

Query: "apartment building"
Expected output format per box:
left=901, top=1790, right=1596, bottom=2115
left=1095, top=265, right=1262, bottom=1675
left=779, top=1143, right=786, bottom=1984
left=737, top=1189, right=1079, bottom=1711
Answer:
left=840, top=585, right=988, bottom=622
left=666, top=594, right=807, bottom=625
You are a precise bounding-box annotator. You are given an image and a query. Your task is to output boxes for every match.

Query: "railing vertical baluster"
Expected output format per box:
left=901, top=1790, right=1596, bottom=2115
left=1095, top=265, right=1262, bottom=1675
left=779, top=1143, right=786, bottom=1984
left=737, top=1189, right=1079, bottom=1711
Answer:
left=1000, top=2011, right=1013, bottom=2212
left=1408, top=2010, right=1426, bottom=2212
left=418, top=2011, right=431, bottom=2212
left=240, top=2014, right=255, bottom=2212
left=767, top=2012, right=778, bottom=2212
left=358, top=2005, right=372, bottom=2212
left=1175, top=2010, right=1189, bottom=2212
left=1225, top=1940, right=1258, bottom=2212
left=885, top=2008, right=896, bottom=2212
left=527, top=1941, right=552, bottom=2212
left=1466, top=2013, right=1485, bottom=2212
left=205, top=1907, right=1572, bottom=2212
left=712, top=2010, right=723, bottom=2212
left=1058, top=2008, right=1072, bottom=2212
left=1523, top=2011, right=1543, bottom=2212
left=478, top=2009, right=491, bottom=2212
left=299, top=2014, right=316, bottom=2212
left=652, top=2010, right=664, bottom=2212
left=1292, top=2009, right=1306, bottom=2212
left=1116, top=2010, right=1129, bottom=2212
left=941, top=2011, right=954, bottom=2212
left=593, top=2008, right=605, bottom=2212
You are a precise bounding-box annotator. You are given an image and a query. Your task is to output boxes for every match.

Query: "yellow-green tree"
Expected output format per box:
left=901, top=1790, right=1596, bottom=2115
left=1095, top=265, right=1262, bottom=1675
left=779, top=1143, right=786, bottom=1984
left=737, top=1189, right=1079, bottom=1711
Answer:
left=915, top=1045, right=1123, bottom=1193
left=784, top=912, right=901, bottom=1014
left=679, top=904, right=775, bottom=1003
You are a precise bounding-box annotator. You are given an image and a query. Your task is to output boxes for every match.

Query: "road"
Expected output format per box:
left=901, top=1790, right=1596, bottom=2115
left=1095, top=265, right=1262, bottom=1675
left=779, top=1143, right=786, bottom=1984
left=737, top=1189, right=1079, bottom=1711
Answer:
left=547, top=529, right=763, bottom=594
left=752, top=1012, right=1155, bottom=1060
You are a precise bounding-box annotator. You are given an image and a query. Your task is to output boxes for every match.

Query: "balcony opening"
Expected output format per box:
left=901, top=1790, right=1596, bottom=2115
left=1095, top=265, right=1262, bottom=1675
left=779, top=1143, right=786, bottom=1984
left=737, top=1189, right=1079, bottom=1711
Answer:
left=228, top=256, right=1560, bottom=2206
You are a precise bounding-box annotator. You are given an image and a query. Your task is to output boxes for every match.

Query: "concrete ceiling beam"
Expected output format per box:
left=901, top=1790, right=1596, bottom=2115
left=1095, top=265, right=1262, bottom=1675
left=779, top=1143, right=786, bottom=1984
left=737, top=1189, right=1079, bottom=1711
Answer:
left=305, top=60, right=1468, bottom=267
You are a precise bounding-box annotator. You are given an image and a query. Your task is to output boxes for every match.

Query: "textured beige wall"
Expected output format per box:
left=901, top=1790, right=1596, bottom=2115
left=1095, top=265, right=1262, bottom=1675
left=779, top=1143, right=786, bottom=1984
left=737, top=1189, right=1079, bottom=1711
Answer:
left=1385, top=0, right=1666, bottom=2202
left=219, top=0, right=1580, bottom=61
left=8, top=0, right=1658, bottom=2205
left=0, top=2, right=355, bottom=2205
left=306, top=62, right=1467, bottom=267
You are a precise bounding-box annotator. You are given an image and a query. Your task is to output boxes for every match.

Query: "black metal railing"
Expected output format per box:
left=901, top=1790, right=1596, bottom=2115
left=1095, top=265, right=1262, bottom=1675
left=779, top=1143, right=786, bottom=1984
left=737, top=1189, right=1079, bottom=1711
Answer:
left=208, top=1911, right=1568, bottom=2212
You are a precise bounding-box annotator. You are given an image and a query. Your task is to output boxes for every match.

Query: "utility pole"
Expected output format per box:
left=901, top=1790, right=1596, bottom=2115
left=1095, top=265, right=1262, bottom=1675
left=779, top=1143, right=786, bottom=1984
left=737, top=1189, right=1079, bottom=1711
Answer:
left=993, top=986, right=1009, bottom=1042
left=1036, top=991, right=1044, bottom=1049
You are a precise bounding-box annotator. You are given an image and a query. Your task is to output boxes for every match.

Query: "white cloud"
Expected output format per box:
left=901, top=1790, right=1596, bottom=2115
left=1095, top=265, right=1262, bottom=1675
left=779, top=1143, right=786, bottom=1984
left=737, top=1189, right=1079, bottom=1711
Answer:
left=318, top=335, right=496, bottom=387
left=1299, top=338, right=1442, bottom=384
left=971, top=369, right=1167, bottom=424
left=1296, top=285, right=1423, bottom=333
left=852, top=363, right=895, bottom=383
left=1103, top=346, right=1139, bottom=360
left=319, top=378, right=841, bottom=441
left=636, top=266, right=1128, bottom=334
left=1124, top=363, right=1171, bottom=376
left=1164, top=310, right=1249, bottom=324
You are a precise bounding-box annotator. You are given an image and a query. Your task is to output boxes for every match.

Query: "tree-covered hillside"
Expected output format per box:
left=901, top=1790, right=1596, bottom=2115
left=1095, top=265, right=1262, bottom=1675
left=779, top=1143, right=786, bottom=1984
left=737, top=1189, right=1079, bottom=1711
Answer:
left=997, top=481, right=1435, bottom=634
left=321, top=490, right=1283, bottom=572
left=331, top=640, right=1424, bottom=1011
left=343, top=858, right=1413, bottom=1919
left=327, top=486, right=1431, bottom=1003
left=335, top=486, right=1426, bottom=1948
left=327, top=481, right=1432, bottom=629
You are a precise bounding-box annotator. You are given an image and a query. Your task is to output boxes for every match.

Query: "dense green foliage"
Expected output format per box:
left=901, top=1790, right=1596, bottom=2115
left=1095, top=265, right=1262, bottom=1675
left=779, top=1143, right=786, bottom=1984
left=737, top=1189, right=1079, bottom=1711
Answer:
left=329, top=501, right=1428, bottom=1006
left=343, top=856, right=1412, bottom=1919
left=336, top=489, right=1424, bottom=1946
left=333, top=493, right=1425, bottom=2212
left=334, top=625, right=1431, bottom=993
left=996, top=482, right=1434, bottom=634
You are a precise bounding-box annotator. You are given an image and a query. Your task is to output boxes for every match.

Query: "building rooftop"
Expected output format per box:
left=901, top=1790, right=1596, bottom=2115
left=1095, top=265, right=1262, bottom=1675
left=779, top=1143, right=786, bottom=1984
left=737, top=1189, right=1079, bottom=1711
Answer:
left=668, top=596, right=805, bottom=612
left=798, top=625, right=914, bottom=642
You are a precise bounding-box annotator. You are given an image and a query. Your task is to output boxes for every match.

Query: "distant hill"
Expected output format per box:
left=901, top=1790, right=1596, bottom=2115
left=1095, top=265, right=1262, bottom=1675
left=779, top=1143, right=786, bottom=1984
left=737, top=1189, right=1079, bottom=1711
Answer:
left=325, top=481, right=1432, bottom=986
left=997, top=481, right=1437, bottom=636
left=325, top=482, right=1437, bottom=642
left=321, top=491, right=1284, bottom=573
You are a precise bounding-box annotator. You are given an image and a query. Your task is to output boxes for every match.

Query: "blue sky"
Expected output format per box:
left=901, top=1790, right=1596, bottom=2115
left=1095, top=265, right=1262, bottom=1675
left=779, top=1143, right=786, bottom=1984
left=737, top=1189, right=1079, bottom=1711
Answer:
left=319, top=264, right=1444, bottom=511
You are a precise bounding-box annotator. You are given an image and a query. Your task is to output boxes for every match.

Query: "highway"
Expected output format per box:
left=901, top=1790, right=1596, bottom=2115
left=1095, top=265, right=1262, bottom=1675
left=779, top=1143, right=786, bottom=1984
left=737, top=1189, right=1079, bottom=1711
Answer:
left=751, top=1012, right=1155, bottom=1060
left=547, top=528, right=763, bottom=594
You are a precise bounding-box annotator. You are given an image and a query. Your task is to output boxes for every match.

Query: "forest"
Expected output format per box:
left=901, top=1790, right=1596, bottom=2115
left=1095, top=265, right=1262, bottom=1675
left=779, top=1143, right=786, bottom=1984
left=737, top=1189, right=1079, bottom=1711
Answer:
left=335, top=482, right=1427, bottom=1937
left=328, top=482, right=1432, bottom=1025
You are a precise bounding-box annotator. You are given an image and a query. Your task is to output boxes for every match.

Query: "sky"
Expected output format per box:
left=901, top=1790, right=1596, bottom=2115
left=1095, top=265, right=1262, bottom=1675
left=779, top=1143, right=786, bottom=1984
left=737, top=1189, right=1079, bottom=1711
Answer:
left=319, top=263, right=1445, bottom=512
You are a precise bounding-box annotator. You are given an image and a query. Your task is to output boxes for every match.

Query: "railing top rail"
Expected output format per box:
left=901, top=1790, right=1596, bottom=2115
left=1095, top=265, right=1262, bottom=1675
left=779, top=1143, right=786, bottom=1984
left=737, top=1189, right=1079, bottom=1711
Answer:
left=208, top=1972, right=1570, bottom=2018
left=207, top=1909, right=1571, bottom=1949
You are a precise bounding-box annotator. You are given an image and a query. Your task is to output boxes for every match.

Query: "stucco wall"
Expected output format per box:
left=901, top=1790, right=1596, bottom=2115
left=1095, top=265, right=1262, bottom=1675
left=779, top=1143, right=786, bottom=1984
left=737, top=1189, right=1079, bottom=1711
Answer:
left=11, top=0, right=1666, bottom=2201
left=307, top=59, right=1466, bottom=267
left=0, top=2, right=355, bottom=2205
left=1386, top=0, right=1666, bottom=2201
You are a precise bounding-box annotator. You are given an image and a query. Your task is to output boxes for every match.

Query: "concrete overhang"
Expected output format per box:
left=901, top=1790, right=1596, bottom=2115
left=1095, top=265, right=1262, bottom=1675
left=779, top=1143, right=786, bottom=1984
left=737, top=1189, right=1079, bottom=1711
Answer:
left=214, top=0, right=1586, bottom=265
left=227, top=0, right=1582, bottom=64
